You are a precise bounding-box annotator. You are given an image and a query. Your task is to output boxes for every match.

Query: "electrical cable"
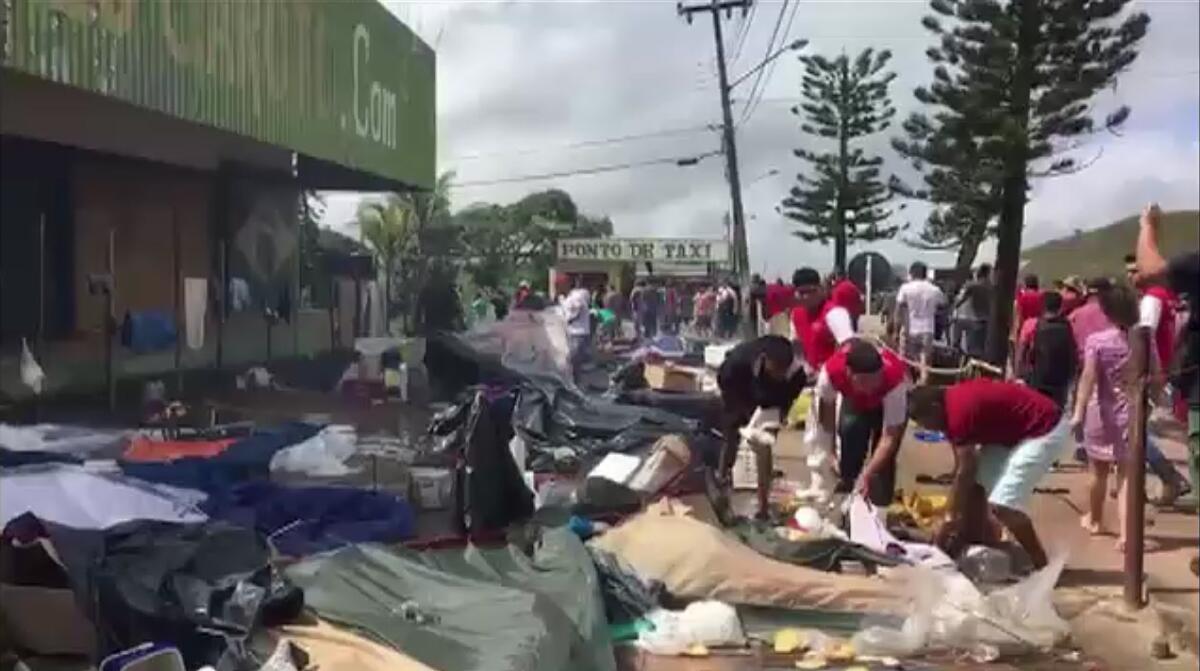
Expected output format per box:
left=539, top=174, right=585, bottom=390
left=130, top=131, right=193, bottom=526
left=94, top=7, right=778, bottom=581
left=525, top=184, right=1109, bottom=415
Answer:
left=729, top=1, right=758, bottom=67
left=740, top=0, right=800, bottom=126
left=736, top=0, right=788, bottom=126
left=451, top=151, right=721, bottom=189
left=447, top=124, right=718, bottom=162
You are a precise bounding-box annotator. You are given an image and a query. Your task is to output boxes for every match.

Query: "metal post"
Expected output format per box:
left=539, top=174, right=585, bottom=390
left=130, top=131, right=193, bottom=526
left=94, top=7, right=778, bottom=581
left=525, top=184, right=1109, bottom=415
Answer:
left=679, top=0, right=754, bottom=338
left=173, top=210, right=183, bottom=395
left=865, top=254, right=874, bottom=317
left=37, top=213, right=45, bottom=357
left=106, top=228, right=116, bottom=412
left=1124, top=324, right=1150, bottom=609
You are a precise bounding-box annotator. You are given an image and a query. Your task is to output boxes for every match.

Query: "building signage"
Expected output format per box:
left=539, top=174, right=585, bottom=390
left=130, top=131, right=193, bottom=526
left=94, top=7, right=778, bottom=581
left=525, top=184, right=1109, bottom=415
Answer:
left=2, top=0, right=435, bottom=189
left=557, top=238, right=730, bottom=263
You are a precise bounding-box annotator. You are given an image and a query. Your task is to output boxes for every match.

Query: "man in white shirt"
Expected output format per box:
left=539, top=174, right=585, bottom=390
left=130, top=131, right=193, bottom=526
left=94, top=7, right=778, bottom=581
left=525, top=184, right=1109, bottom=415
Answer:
left=894, top=261, right=945, bottom=380
left=562, top=278, right=593, bottom=381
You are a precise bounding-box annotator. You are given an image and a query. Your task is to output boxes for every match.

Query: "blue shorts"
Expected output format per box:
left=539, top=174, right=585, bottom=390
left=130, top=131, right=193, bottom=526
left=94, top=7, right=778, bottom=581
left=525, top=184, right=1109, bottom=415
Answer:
left=976, top=418, right=1071, bottom=512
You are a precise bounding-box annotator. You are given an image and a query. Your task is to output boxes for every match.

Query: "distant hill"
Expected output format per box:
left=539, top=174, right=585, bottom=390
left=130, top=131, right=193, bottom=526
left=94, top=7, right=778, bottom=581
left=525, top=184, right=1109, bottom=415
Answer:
left=1021, top=210, right=1199, bottom=282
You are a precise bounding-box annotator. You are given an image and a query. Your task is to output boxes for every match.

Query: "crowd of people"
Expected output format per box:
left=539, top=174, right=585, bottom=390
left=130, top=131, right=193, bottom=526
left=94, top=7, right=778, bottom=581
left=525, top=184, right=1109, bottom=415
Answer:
left=714, top=204, right=1197, bottom=574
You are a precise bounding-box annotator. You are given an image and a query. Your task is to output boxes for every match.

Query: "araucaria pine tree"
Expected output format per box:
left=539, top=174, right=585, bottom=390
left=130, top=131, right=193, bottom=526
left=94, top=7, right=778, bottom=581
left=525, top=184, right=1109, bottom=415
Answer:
left=895, top=0, right=1149, bottom=363
left=780, top=48, right=899, bottom=273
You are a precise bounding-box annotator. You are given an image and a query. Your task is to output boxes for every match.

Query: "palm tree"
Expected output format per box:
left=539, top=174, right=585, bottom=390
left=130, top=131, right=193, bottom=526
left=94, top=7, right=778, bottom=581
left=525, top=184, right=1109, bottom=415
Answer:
left=355, top=195, right=416, bottom=326
left=354, top=171, right=457, bottom=332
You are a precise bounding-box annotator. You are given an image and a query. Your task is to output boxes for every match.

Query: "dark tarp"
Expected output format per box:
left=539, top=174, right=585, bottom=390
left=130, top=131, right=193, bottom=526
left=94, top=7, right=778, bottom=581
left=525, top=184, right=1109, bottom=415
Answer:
left=201, top=481, right=416, bottom=557
left=729, top=519, right=904, bottom=573
left=2, top=514, right=303, bottom=669
left=611, top=388, right=722, bottom=427
left=285, top=527, right=616, bottom=671
left=121, top=422, right=321, bottom=491
left=432, top=389, right=534, bottom=534
left=586, top=547, right=672, bottom=624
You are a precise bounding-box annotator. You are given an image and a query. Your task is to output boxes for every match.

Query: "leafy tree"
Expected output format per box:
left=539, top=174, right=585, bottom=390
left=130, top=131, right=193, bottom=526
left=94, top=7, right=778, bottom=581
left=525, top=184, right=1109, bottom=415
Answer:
left=780, top=48, right=900, bottom=273
left=458, top=188, right=613, bottom=292
left=354, top=195, right=415, bottom=325
left=897, top=0, right=1148, bottom=362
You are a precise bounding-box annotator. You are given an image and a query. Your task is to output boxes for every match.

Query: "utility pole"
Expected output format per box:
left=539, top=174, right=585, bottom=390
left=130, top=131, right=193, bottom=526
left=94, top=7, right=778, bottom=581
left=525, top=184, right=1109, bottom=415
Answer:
left=679, top=0, right=753, bottom=335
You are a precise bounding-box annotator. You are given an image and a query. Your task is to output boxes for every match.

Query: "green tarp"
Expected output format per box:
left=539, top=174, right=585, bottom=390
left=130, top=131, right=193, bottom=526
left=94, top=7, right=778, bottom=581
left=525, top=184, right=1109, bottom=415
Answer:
left=285, top=527, right=615, bottom=671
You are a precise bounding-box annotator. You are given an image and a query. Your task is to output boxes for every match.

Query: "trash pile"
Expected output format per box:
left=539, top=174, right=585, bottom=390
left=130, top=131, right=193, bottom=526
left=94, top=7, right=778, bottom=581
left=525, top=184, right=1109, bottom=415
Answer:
left=0, top=310, right=1076, bottom=670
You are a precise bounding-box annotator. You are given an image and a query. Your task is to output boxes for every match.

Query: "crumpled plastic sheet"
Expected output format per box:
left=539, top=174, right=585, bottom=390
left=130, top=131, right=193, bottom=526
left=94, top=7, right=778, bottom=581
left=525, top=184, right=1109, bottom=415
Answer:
left=0, top=423, right=130, bottom=457
left=269, top=425, right=358, bottom=477
left=851, top=554, right=1071, bottom=659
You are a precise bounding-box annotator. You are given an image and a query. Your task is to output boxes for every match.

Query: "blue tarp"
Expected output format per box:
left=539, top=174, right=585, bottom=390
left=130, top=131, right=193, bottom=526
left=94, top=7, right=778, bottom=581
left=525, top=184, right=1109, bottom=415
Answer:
left=121, top=422, right=320, bottom=491
left=201, top=481, right=415, bottom=557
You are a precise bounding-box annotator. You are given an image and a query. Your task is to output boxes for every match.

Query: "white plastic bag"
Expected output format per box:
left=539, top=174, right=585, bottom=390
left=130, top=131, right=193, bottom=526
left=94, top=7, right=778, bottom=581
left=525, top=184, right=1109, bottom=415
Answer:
left=20, top=338, right=45, bottom=395
left=269, top=425, right=357, bottom=477
left=638, top=600, right=745, bottom=655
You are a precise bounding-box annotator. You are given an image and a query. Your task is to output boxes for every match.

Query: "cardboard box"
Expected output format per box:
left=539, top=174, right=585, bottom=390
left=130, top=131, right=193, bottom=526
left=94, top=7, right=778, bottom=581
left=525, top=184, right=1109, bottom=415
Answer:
left=644, top=362, right=699, bottom=393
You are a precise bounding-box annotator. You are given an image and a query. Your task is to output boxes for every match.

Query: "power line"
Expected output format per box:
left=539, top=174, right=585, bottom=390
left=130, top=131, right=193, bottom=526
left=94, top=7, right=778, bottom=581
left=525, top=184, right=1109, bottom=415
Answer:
left=729, top=1, right=758, bottom=66
left=740, top=0, right=800, bottom=126
left=737, top=0, right=788, bottom=126
left=447, top=124, right=718, bottom=162
left=451, top=151, right=721, bottom=189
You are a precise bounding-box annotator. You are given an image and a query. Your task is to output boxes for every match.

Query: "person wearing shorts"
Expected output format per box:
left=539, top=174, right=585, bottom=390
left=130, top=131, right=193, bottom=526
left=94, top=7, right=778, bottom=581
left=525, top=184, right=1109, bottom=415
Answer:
left=909, top=378, right=1069, bottom=569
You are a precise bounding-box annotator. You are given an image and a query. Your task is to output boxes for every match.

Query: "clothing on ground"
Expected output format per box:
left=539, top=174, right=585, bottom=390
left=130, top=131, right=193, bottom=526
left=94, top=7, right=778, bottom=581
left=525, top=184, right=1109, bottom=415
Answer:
left=944, top=379, right=1062, bottom=447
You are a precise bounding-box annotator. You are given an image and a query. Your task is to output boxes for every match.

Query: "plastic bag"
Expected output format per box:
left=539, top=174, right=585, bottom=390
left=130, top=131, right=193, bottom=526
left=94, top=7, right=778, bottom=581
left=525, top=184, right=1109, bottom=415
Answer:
left=20, top=338, right=45, bottom=395
left=638, top=601, right=745, bottom=655
left=270, top=425, right=358, bottom=477
left=852, top=554, right=1069, bottom=657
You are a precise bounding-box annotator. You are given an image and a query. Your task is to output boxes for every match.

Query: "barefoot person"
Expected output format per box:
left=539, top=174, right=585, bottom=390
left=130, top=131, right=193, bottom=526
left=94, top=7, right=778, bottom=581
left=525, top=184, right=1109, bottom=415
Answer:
left=910, top=379, right=1072, bottom=569
left=814, top=339, right=911, bottom=506
left=717, top=335, right=807, bottom=518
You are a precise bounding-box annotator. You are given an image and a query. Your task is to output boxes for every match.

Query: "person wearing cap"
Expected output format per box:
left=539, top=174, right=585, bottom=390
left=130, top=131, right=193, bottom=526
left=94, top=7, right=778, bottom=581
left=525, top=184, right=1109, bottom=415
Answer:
left=1059, top=276, right=1084, bottom=316
left=909, top=378, right=1072, bottom=569
left=815, top=339, right=911, bottom=506
left=717, top=335, right=808, bottom=518
left=790, top=267, right=856, bottom=374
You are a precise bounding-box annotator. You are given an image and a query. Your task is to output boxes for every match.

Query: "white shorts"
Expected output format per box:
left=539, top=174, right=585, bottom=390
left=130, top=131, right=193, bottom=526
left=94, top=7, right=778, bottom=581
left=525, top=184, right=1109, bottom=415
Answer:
left=975, top=418, right=1071, bottom=512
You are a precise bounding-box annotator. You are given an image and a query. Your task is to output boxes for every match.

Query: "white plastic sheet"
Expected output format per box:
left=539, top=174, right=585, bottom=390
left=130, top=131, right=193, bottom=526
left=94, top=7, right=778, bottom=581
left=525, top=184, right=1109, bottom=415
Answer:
left=852, top=553, right=1070, bottom=658
left=0, top=464, right=207, bottom=529
left=269, top=425, right=358, bottom=477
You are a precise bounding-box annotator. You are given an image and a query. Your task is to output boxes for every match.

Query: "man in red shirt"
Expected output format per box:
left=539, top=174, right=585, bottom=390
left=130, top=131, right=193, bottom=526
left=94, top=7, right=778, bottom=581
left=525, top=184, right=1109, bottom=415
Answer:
left=791, top=267, right=856, bottom=374
left=909, top=379, right=1070, bottom=569
left=1010, top=274, right=1044, bottom=359
left=816, top=340, right=910, bottom=505
left=763, top=279, right=796, bottom=336
left=829, top=272, right=865, bottom=330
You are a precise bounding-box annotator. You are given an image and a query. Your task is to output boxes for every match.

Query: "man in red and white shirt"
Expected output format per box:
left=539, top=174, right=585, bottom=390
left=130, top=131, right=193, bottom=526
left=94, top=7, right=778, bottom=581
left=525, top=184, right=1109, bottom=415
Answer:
left=791, top=267, right=856, bottom=375
left=815, top=340, right=910, bottom=506
left=909, top=379, right=1070, bottom=569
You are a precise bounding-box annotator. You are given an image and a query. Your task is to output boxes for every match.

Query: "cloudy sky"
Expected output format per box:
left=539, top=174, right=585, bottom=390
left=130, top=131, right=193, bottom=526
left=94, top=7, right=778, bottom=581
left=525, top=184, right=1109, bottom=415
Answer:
left=325, top=0, right=1200, bottom=280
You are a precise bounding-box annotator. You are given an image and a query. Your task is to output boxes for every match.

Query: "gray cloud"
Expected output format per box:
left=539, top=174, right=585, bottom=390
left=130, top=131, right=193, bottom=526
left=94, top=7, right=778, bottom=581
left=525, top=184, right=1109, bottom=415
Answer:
left=324, top=0, right=1199, bottom=280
